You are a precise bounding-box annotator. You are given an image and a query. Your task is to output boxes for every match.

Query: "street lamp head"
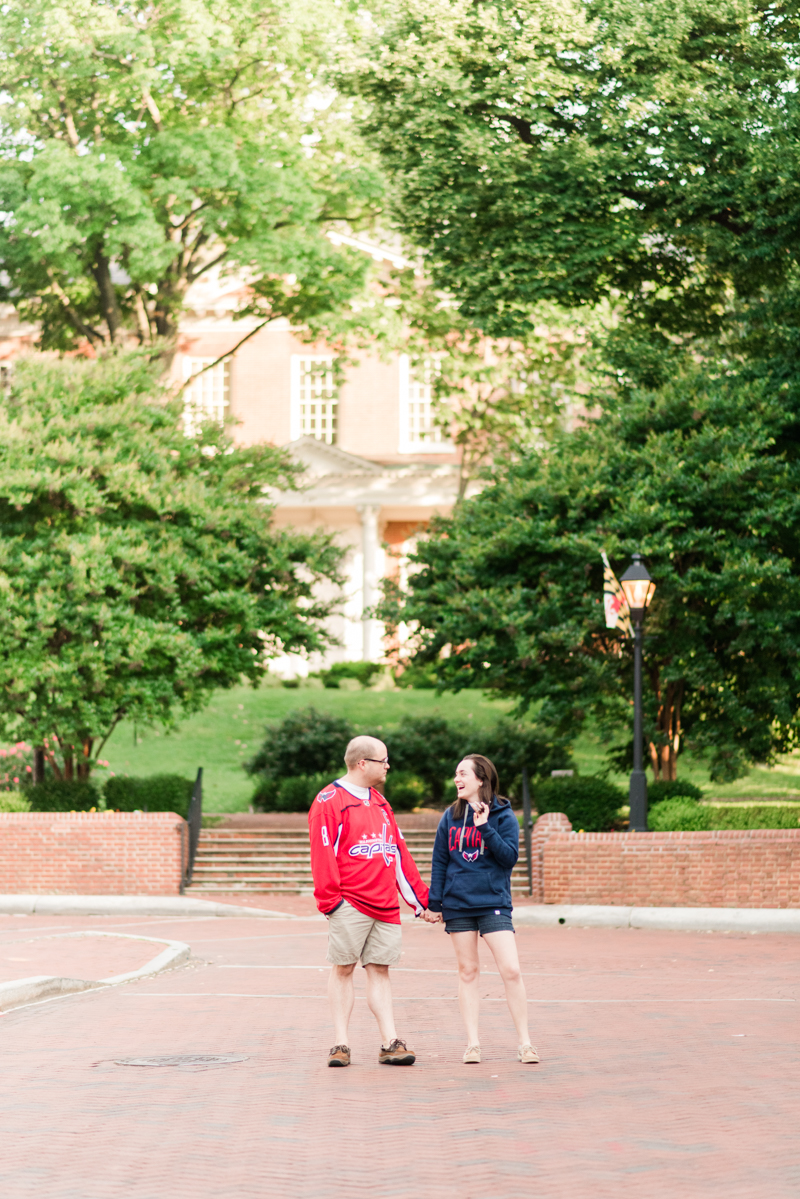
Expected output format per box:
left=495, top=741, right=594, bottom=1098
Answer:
left=620, top=553, right=656, bottom=623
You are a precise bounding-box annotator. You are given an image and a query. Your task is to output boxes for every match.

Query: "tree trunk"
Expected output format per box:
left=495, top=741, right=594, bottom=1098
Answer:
left=33, top=747, right=46, bottom=785
left=647, top=674, right=684, bottom=781
left=77, top=739, right=93, bottom=782
left=91, top=251, right=123, bottom=343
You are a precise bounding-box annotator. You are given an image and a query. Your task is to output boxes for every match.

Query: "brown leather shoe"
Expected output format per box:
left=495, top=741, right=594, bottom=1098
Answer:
left=327, top=1044, right=351, bottom=1067
left=378, top=1038, right=415, bottom=1065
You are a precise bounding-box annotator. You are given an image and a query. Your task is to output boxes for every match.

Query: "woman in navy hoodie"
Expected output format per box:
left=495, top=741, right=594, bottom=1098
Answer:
left=426, top=754, right=539, bottom=1065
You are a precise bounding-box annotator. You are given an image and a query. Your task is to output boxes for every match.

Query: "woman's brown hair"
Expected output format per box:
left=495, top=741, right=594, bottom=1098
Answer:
left=450, top=754, right=507, bottom=819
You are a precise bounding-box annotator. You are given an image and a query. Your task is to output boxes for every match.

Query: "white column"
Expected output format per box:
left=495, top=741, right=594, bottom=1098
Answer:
left=358, top=504, right=380, bottom=661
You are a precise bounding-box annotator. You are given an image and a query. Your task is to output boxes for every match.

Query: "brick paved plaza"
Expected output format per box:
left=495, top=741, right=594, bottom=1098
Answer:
left=0, top=907, right=797, bottom=1198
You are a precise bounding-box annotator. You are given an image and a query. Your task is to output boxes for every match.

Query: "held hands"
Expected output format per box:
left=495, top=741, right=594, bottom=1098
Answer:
left=422, top=909, right=442, bottom=923
left=473, top=801, right=490, bottom=828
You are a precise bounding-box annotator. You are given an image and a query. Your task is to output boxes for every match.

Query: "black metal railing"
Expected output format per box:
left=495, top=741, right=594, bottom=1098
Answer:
left=183, top=767, right=203, bottom=889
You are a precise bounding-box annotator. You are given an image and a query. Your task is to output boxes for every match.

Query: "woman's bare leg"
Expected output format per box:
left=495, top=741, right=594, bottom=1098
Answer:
left=482, top=930, right=531, bottom=1046
left=449, top=931, right=481, bottom=1046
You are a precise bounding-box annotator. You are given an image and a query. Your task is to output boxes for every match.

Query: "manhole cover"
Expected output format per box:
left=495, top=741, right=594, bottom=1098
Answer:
left=115, top=1054, right=248, bottom=1069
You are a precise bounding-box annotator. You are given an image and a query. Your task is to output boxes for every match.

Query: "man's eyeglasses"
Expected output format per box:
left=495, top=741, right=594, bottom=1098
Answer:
left=363, top=758, right=390, bottom=766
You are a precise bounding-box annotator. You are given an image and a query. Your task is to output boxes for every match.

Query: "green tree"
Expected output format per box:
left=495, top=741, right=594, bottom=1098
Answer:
left=0, top=354, right=343, bottom=779
left=387, top=271, right=609, bottom=498
left=346, top=0, right=800, bottom=343
left=381, top=362, right=800, bottom=783
left=0, top=0, right=380, bottom=350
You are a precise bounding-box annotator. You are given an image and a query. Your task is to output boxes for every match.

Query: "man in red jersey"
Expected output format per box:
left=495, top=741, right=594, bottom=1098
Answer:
left=308, top=734, right=430, bottom=1068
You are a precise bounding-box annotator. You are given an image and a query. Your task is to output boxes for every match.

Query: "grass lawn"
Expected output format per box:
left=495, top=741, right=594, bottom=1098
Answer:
left=102, top=680, right=514, bottom=812
left=572, top=730, right=800, bottom=801
left=98, top=679, right=800, bottom=810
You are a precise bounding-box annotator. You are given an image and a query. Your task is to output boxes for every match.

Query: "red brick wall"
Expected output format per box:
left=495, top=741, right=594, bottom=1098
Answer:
left=533, top=816, right=800, bottom=908
left=0, top=813, right=185, bottom=895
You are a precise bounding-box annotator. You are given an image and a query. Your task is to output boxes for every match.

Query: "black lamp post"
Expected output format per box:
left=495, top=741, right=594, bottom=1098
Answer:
left=619, top=553, right=656, bottom=832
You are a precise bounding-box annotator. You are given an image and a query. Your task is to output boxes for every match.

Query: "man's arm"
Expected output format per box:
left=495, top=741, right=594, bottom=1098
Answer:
left=391, top=817, right=430, bottom=915
left=308, top=788, right=344, bottom=915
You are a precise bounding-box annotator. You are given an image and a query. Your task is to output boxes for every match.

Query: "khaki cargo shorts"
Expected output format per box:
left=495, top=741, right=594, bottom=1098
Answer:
left=326, top=900, right=402, bottom=967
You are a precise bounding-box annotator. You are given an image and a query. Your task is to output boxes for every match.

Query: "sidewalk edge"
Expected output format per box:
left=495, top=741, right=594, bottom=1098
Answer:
left=0, top=932, right=191, bottom=1012
left=513, top=904, right=800, bottom=932
left=0, top=895, right=294, bottom=919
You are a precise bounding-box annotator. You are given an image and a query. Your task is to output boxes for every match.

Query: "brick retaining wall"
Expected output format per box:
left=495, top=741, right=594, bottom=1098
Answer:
left=0, top=812, right=185, bottom=895
left=533, top=814, right=800, bottom=908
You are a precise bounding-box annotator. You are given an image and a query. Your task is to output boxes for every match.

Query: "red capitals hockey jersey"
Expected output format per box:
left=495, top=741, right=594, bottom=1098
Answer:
left=308, top=781, right=429, bottom=923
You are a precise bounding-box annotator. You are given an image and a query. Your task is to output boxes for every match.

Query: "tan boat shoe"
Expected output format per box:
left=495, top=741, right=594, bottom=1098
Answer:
left=518, top=1044, right=540, bottom=1064
left=463, top=1045, right=481, bottom=1064
left=327, top=1044, right=351, bottom=1067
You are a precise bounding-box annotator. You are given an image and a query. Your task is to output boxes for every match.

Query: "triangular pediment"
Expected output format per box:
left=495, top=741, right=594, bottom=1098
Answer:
left=284, top=436, right=384, bottom=477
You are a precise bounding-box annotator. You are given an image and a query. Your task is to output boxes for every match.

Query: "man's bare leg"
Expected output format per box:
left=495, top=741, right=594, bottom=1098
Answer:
left=364, top=963, right=398, bottom=1047
left=328, top=962, right=356, bottom=1045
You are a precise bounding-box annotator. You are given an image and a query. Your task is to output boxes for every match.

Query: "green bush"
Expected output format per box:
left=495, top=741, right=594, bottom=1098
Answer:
left=251, top=773, right=333, bottom=812
left=395, top=661, right=438, bottom=689
left=648, top=798, right=711, bottom=831
left=26, top=778, right=100, bottom=812
left=384, top=771, right=428, bottom=811
left=318, top=661, right=382, bottom=689
left=648, top=798, right=800, bottom=831
left=247, top=708, right=353, bottom=798
left=648, top=779, right=704, bottom=805
left=103, top=774, right=194, bottom=818
left=387, top=716, right=469, bottom=804
left=0, top=792, right=30, bottom=812
left=533, top=775, right=626, bottom=832
left=481, top=718, right=573, bottom=801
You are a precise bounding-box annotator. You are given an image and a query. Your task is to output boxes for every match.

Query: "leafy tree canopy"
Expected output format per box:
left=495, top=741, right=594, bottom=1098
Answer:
left=0, top=0, right=381, bottom=349
left=0, top=353, right=343, bottom=779
left=346, top=0, right=800, bottom=342
left=383, top=270, right=611, bottom=496
left=382, top=362, right=800, bottom=782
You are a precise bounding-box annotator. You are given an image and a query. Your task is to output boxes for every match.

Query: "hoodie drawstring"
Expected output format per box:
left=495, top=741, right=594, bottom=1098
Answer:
left=459, top=802, right=488, bottom=853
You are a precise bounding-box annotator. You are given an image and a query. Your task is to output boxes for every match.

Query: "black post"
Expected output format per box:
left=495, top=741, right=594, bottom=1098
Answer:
left=521, top=767, right=533, bottom=896
left=629, top=622, right=648, bottom=831
left=183, top=767, right=203, bottom=889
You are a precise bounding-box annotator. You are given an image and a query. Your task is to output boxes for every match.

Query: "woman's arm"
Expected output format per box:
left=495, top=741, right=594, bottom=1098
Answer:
left=427, top=818, right=450, bottom=912
left=480, top=808, right=520, bottom=869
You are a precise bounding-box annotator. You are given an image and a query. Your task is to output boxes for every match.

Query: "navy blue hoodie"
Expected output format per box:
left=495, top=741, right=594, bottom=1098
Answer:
left=427, top=797, right=519, bottom=920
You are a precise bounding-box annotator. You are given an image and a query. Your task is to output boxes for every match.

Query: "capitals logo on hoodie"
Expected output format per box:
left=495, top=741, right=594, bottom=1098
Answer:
left=308, top=781, right=429, bottom=923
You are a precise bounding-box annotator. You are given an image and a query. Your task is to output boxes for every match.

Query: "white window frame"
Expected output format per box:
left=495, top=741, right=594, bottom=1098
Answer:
left=182, top=357, right=230, bottom=437
left=398, top=354, right=453, bottom=454
left=290, top=354, right=338, bottom=445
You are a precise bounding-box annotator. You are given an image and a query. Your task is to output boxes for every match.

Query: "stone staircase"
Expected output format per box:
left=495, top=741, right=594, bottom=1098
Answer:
left=186, top=827, right=533, bottom=895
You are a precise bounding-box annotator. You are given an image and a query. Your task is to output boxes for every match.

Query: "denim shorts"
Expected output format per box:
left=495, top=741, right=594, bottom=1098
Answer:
left=444, top=912, right=515, bottom=937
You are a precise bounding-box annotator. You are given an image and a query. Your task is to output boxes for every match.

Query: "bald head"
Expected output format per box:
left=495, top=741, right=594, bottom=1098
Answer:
left=344, top=735, right=386, bottom=769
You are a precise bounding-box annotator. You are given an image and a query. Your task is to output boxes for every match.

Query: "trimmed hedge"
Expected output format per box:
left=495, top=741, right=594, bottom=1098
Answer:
left=649, top=799, right=800, bottom=831
left=533, top=775, right=625, bottom=832
left=648, top=798, right=710, bottom=831
left=103, top=774, right=194, bottom=818
left=26, top=779, right=100, bottom=811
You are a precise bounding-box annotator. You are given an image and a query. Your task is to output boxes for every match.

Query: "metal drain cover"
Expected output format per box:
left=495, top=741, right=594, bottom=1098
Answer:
left=115, top=1054, right=248, bottom=1069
